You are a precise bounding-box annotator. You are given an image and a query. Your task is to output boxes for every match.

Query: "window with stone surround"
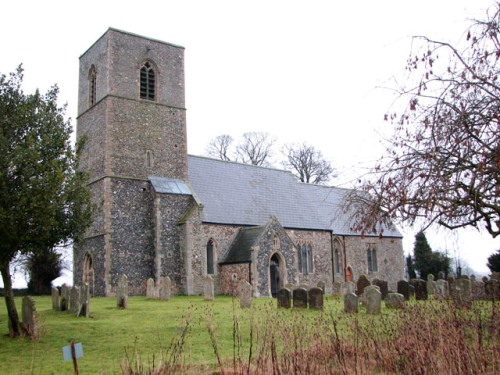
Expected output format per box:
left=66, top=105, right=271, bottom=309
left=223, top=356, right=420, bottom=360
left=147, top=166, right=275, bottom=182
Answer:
left=88, top=65, right=96, bottom=107
left=206, top=239, right=215, bottom=275
left=334, top=246, right=340, bottom=274
left=298, top=243, right=314, bottom=275
left=146, top=150, right=154, bottom=168
left=367, top=243, right=378, bottom=273
left=140, top=61, right=156, bottom=100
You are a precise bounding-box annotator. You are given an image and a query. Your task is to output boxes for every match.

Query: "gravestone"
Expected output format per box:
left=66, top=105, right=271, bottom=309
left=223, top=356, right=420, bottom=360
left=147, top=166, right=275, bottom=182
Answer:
left=435, top=279, right=449, bottom=300
left=277, top=288, right=291, bottom=308
left=69, top=286, right=81, bottom=314
left=293, top=287, right=308, bottom=308
left=356, top=274, right=371, bottom=296
left=117, top=274, right=128, bottom=308
left=365, top=286, right=382, bottom=314
left=453, top=278, right=472, bottom=307
left=78, top=283, right=90, bottom=318
left=22, top=296, right=37, bottom=338
left=332, top=281, right=342, bottom=295
left=51, top=287, right=60, bottom=311
left=240, top=281, right=253, bottom=308
left=372, top=279, right=389, bottom=299
left=344, top=292, right=358, bottom=313
left=409, top=285, right=415, bottom=299
left=60, top=284, right=70, bottom=311
left=437, top=271, right=446, bottom=280
left=308, top=287, right=324, bottom=310
left=413, top=279, right=428, bottom=300
left=343, top=281, right=356, bottom=295
left=159, top=276, right=171, bottom=301
left=426, top=274, right=435, bottom=296
left=397, top=280, right=410, bottom=301
left=385, top=292, right=405, bottom=309
left=146, top=278, right=158, bottom=299
left=203, top=275, right=214, bottom=301
left=447, top=276, right=456, bottom=299
left=317, top=281, right=326, bottom=293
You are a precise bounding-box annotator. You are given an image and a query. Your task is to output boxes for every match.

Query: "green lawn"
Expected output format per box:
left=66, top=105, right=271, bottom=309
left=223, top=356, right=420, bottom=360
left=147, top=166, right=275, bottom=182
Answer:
left=0, top=295, right=498, bottom=374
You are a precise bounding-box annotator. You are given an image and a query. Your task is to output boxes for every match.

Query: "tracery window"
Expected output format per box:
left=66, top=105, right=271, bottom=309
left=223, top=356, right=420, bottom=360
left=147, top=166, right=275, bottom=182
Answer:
left=140, top=61, right=156, bottom=100
left=367, top=243, right=378, bottom=273
left=207, top=239, right=215, bottom=275
left=298, top=243, right=313, bottom=275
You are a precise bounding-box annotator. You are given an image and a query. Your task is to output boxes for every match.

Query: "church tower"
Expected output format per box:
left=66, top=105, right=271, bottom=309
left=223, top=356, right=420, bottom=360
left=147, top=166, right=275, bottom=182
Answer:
left=74, top=29, right=189, bottom=296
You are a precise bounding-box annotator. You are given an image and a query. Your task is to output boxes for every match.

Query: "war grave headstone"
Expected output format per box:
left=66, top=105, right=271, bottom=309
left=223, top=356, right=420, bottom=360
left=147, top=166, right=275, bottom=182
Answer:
left=146, top=278, right=159, bottom=299
left=308, top=287, right=324, bottom=310
left=293, top=287, right=308, bottom=308
left=204, top=275, right=215, bottom=301
left=277, top=288, right=291, bottom=308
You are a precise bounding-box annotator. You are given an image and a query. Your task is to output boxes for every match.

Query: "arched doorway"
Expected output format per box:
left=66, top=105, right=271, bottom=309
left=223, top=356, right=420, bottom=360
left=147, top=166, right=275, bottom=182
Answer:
left=270, top=254, right=282, bottom=297
left=83, top=253, right=94, bottom=296
left=346, top=266, right=353, bottom=282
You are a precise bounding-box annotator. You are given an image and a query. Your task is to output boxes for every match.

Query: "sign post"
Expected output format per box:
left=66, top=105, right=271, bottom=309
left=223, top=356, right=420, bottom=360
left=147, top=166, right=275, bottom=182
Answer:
left=63, top=341, right=83, bottom=375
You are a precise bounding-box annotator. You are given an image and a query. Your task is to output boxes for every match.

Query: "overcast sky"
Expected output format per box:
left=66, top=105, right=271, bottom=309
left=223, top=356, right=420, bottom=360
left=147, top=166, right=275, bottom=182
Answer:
left=1, top=0, right=498, bottom=286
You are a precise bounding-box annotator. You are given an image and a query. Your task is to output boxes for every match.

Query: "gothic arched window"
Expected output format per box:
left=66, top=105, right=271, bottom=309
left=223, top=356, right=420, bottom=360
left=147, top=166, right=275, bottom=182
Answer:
left=206, top=239, right=215, bottom=275
left=367, top=244, right=378, bottom=273
left=88, top=65, right=96, bottom=107
left=140, top=62, right=156, bottom=100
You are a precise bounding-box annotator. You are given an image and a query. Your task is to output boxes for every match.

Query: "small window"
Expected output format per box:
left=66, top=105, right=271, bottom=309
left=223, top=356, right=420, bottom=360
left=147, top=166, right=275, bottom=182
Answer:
left=146, top=150, right=153, bottom=168
left=273, top=234, right=280, bottom=249
left=298, top=243, right=313, bottom=275
left=140, top=62, right=155, bottom=100
left=367, top=244, right=378, bottom=273
left=335, top=247, right=340, bottom=274
left=207, top=239, right=215, bottom=275
left=89, top=65, right=97, bottom=107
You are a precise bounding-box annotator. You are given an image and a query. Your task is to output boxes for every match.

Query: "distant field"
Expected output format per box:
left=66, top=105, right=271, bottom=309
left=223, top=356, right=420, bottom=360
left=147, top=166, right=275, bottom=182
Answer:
left=0, top=295, right=498, bottom=374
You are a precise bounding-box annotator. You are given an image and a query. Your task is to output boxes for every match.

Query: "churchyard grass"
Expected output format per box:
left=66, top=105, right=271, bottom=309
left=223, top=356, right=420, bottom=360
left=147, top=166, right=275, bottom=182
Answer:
left=0, top=295, right=498, bottom=374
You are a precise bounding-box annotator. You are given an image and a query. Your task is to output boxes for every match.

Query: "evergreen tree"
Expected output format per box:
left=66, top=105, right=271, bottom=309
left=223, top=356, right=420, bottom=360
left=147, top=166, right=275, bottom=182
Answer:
left=406, top=254, right=417, bottom=279
left=413, top=231, right=450, bottom=279
left=487, top=249, right=500, bottom=273
left=26, top=248, right=63, bottom=295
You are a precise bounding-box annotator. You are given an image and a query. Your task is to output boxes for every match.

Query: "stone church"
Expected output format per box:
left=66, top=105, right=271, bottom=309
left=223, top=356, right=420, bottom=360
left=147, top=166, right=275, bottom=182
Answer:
left=74, top=28, right=404, bottom=297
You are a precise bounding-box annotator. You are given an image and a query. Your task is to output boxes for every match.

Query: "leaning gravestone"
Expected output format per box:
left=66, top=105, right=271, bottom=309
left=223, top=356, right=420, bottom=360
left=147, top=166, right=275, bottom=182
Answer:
left=22, top=296, right=38, bottom=338
left=308, top=287, right=324, bottom=310
left=78, top=283, right=90, bottom=318
left=385, top=292, right=405, bottom=309
left=51, top=287, right=60, bottom=311
left=397, top=280, right=410, bottom=301
left=372, top=279, right=389, bottom=300
left=277, top=288, right=291, bottom=308
left=60, top=284, right=70, bottom=311
left=69, top=286, right=81, bottom=314
left=365, top=286, right=382, bottom=314
left=293, top=287, right=308, bottom=308
left=344, top=292, right=358, bottom=313
left=356, top=274, right=371, bottom=296
left=117, top=274, right=128, bottom=308
left=240, top=281, right=253, bottom=308
left=159, top=276, right=171, bottom=301
left=204, top=275, right=214, bottom=301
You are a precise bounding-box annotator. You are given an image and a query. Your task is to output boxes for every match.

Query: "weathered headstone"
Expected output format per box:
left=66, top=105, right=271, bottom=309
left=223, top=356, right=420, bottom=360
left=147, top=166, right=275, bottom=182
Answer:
left=77, top=283, right=90, bottom=318
left=332, top=281, right=342, bottom=295
left=343, top=281, right=356, bottom=295
left=293, top=287, right=308, bottom=308
left=159, top=276, right=171, bottom=301
left=397, top=280, right=410, bottom=301
left=344, top=292, right=358, bottom=313
left=372, top=279, right=389, bottom=299
left=146, top=278, right=157, bottom=299
left=435, top=279, right=449, bottom=300
left=409, top=284, right=415, bottom=299
left=308, top=287, right=323, bottom=310
left=60, top=284, right=70, bottom=311
left=453, top=278, right=472, bottom=307
left=356, top=274, right=371, bottom=296
left=69, top=286, right=81, bottom=314
left=447, top=276, right=456, bottom=299
left=277, top=288, right=291, bottom=308
left=365, top=286, right=382, bottom=314
left=385, top=292, right=405, bottom=309
left=317, top=281, right=326, bottom=293
left=117, top=274, right=129, bottom=308
left=51, top=287, right=60, bottom=311
left=413, top=279, right=428, bottom=300
left=437, top=271, right=446, bottom=280
left=22, top=296, right=37, bottom=338
left=239, top=281, right=253, bottom=308
left=203, top=275, right=214, bottom=301
left=426, top=274, right=436, bottom=296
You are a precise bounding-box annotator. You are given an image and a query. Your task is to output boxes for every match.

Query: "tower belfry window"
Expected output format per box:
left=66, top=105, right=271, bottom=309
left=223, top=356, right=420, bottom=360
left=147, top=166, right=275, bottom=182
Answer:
left=140, top=62, right=156, bottom=100
left=89, top=65, right=96, bottom=107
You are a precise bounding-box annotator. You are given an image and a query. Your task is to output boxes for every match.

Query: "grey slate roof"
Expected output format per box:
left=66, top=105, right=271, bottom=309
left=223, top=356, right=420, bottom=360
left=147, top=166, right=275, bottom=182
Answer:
left=149, top=176, right=192, bottom=195
left=186, top=155, right=402, bottom=238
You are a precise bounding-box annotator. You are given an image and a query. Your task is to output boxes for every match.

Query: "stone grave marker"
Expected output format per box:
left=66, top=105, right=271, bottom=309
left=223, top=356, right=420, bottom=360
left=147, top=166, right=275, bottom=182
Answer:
left=365, top=286, right=382, bottom=314
left=344, top=292, right=358, bottom=313
left=453, top=278, right=472, bottom=307
left=293, top=287, right=308, bottom=308
left=51, top=287, right=60, bottom=311
left=372, top=279, right=388, bottom=299
left=77, top=283, right=90, bottom=318
left=159, top=276, right=171, bottom=301
left=60, top=284, right=70, bottom=311
left=146, top=278, right=157, bottom=299
left=69, top=286, right=81, bottom=314
left=397, top=280, right=410, bottom=301
left=117, top=274, right=128, bottom=308
left=413, top=279, right=428, bottom=300
left=343, top=281, right=356, bottom=295
left=437, top=271, right=446, bottom=280
left=435, top=279, right=449, bottom=300
left=204, top=275, right=214, bottom=301
left=308, top=287, right=323, bottom=310
left=22, top=296, right=37, bottom=338
left=277, top=288, right=291, bottom=308
left=427, top=274, right=436, bottom=296
left=356, top=274, right=371, bottom=296
left=317, top=281, right=326, bottom=293
left=385, top=292, right=405, bottom=309
left=332, top=281, right=342, bottom=295
left=240, top=281, right=253, bottom=308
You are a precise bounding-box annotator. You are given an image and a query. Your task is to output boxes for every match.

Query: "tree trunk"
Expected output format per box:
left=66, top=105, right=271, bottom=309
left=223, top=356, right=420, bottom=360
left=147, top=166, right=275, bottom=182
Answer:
left=0, top=262, right=22, bottom=337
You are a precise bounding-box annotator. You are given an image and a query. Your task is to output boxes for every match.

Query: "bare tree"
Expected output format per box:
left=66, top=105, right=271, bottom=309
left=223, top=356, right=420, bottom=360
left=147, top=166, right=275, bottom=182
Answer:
left=282, top=143, right=336, bottom=184
left=205, top=134, right=234, bottom=161
left=235, top=132, right=276, bottom=166
left=347, top=5, right=500, bottom=238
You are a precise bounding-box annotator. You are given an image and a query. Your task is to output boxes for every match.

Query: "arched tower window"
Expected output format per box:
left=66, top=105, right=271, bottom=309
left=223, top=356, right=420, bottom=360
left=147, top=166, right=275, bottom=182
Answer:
left=88, top=65, right=97, bottom=107
left=140, top=61, right=156, bottom=100
left=206, top=239, right=215, bottom=275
